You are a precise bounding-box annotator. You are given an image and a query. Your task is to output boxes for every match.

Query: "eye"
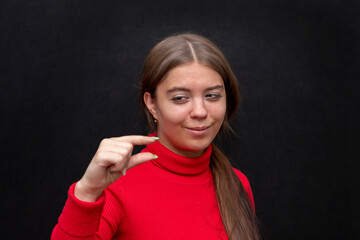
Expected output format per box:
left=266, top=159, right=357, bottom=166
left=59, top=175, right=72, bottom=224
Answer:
left=205, top=93, right=222, bottom=101
left=171, top=95, right=189, bottom=103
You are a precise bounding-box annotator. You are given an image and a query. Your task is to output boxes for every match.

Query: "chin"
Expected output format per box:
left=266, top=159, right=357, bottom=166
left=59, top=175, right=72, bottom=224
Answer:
left=182, top=139, right=212, bottom=151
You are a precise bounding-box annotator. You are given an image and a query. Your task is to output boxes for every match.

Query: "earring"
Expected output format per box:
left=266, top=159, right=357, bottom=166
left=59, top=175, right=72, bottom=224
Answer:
left=154, top=119, right=158, bottom=123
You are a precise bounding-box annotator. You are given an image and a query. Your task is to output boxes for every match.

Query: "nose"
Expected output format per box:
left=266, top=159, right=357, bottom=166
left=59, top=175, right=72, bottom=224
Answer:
left=190, top=98, right=208, bottom=119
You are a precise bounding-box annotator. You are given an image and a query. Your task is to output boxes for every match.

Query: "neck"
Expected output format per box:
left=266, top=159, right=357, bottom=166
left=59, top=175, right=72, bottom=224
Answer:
left=146, top=133, right=212, bottom=176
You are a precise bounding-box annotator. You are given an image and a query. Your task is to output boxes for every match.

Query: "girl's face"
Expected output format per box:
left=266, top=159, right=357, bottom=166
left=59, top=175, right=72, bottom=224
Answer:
left=144, top=62, right=227, bottom=157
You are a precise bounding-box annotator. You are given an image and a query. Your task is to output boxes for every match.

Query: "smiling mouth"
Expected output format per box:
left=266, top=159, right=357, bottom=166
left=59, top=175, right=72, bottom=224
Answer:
left=187, top=126, right=210, bottom=131
left=184, top=124, right=213, bottom=134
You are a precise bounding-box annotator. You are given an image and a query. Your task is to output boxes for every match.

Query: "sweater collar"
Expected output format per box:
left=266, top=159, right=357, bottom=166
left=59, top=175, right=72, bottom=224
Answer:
left=146, top=133, right=212, bottom=176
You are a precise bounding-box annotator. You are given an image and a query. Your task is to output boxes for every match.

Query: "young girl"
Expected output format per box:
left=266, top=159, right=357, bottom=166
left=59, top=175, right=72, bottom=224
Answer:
left=52, top=33, right=260, bottom=240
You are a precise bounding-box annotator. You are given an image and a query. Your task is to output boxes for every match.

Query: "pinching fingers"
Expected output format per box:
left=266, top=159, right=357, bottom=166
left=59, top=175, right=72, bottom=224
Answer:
left=126, top=152, right=158, bottom=170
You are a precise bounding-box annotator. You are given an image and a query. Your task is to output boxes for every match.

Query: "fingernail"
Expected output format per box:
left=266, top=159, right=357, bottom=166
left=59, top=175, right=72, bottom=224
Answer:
left=150, top=137, right=159, bottom=140
left=153, top=154, right=158, bottom=159
left=122, top=168, right=127, bottom=176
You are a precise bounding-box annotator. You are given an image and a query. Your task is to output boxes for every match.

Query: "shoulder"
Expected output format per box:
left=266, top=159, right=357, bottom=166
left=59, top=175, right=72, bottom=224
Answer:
left=232, top=168, right=250, bottom=189
left=232, top=167, right=255, bottom=208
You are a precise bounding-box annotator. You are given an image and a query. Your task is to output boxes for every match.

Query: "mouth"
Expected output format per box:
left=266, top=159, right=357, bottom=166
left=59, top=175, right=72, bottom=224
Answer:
left=187, top=126, right=210, bottom=131
left=185, top=125, right=211, bottom=136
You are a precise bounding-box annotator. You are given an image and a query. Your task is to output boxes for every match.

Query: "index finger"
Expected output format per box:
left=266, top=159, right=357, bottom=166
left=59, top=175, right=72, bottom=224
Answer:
left=110, top=135, right=158, bottom=146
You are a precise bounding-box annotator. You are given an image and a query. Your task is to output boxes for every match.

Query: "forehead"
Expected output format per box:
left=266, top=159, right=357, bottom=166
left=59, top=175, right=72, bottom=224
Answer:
left=159, top=63, right=224, bottom=89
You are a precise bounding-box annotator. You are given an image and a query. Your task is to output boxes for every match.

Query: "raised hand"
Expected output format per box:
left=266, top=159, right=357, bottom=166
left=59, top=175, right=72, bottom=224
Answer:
left=74, top=135, right=158, bottom=202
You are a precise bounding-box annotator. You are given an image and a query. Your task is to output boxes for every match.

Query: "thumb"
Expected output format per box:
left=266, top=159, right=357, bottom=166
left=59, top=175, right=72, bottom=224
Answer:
left=126, top=152, right=158, bottom=170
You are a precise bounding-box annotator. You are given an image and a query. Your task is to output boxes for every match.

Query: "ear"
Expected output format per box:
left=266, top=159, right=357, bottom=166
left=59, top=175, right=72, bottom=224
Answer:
left=143, top=92, right=158, bottom=120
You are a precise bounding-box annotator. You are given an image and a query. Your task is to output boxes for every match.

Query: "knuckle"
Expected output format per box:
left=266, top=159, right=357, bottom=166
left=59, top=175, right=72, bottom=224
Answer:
left=97, top=152, right=106, bottom=160
left=118, top=142, right=133, bottom=152
left=100, top=138, right=109, bottom=145
left=97, top=144, right=106, bottom=153
left=123, top=142, right=133, bottom=149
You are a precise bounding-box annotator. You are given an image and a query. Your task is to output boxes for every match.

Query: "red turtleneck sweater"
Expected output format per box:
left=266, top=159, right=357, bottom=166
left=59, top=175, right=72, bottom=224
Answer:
left=52, top=138, right=254, bottom=240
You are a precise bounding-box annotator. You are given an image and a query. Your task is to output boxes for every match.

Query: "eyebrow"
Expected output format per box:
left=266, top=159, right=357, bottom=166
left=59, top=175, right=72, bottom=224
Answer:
left=166, top=85, right=224, bottom=94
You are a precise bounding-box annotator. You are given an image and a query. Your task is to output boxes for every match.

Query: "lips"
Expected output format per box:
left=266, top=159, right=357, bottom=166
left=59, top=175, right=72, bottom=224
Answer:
left=185, top=125, right=212, bottom=136
left=187, top=126, right=210, bottom=131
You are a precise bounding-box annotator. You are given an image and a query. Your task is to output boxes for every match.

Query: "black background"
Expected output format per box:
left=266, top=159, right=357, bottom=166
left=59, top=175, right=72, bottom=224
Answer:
left=1, top=0, right=359, bottom=239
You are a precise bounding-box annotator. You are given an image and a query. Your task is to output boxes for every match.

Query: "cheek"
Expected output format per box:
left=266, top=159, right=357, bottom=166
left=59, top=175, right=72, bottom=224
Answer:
left=208, top=102, right=227, bottom=122
left=157, top=103, right=189, bottom=125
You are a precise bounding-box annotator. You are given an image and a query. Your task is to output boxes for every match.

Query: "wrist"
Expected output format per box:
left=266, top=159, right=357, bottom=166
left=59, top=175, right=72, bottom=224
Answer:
left=74, top=179, right=104, bottom=202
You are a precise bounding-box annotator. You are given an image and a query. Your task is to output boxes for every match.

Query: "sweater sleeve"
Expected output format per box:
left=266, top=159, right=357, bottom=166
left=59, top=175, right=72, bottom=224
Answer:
left=232, top=168, right=255, bottom=211
left=51, top=182, right=126, bottom=240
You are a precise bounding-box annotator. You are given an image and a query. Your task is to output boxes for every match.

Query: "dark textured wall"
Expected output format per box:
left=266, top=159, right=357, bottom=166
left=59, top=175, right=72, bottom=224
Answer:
left=1, top=0, right=358, bottom=239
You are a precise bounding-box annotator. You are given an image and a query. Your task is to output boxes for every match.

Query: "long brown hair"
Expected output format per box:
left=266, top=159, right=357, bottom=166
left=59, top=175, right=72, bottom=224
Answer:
left=139, top=33, right=260, bottom=240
